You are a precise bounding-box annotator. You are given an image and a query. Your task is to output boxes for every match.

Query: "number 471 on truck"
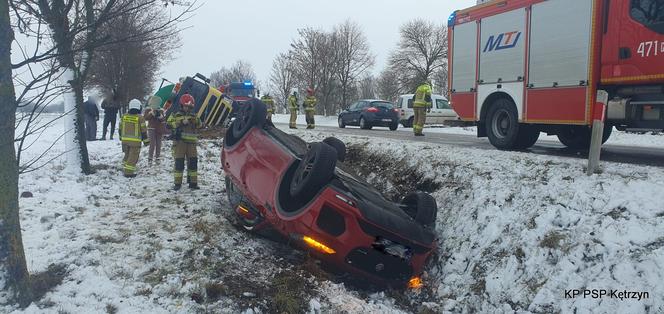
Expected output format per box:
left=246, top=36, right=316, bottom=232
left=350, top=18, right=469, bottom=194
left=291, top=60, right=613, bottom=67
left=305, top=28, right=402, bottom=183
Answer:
left=448, top=0, right=664, bottom=149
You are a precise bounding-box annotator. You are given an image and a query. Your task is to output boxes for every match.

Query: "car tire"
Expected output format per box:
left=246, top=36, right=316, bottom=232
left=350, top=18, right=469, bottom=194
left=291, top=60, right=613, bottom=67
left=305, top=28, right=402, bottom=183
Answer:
left=406, top=117, right=414, bottom=128
left=322, top=137, right=346, bottom=162
left=389, top=122, right=398, bottom=131
left=359, top=117, right=372, bottom=130
left=290, top=142, right=337, bottom=201
left=486, top=98, right=520, bottom=150
left=557, top=125, right=612, bottom=149
left=231, top=98, right=267, bottom=140
left=338, top=116, right=346, bottom=128
left=401, top=191, right=437, bottom=229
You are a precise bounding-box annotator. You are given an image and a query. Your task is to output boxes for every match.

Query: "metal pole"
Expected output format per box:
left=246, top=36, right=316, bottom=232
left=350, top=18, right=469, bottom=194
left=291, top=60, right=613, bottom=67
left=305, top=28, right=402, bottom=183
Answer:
left=587, top=90, right=608, bottom=175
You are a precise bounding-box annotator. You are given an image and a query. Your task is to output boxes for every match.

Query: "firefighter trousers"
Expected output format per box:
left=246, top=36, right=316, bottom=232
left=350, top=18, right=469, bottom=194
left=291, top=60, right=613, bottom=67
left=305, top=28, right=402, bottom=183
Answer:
left=122, top=143, right=141, bottom=176
left=413, top=107, right=427, bottom=135
left=173, top=140, right=198, bottom=185
left=289, top=110, right=298, bottom=128
left=305, top=109, right=315, bottom=129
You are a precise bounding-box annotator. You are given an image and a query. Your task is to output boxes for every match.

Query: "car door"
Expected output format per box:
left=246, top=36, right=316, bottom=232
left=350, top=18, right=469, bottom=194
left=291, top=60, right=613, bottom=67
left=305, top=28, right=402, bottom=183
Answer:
left=355, top=101, right=369, bottom=125
left=436, top=98, right=457, bottom=122
left=346, top=102, right=360, bottom=125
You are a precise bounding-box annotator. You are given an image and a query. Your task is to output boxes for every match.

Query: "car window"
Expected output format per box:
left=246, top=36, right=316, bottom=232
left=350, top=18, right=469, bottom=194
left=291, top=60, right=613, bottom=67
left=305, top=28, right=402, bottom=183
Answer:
left=359, top=101, right=369, bottom=109
left=371, top=101, right=394, bottom=109
left=436, top=99, right=451, bottom=110
left=349, top=102, right=358, bottom=110
left=407, top=98, right=414, bottom=109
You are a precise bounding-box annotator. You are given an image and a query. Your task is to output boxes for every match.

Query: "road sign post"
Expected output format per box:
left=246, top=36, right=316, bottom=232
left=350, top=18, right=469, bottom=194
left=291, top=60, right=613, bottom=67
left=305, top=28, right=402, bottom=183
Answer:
left=587, top=90, right=608, bottom=175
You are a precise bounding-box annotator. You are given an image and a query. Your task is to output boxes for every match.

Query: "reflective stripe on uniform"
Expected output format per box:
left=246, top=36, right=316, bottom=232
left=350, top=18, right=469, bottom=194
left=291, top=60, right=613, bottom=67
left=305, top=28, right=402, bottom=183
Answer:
left=121, top=115, right=142, bottom=142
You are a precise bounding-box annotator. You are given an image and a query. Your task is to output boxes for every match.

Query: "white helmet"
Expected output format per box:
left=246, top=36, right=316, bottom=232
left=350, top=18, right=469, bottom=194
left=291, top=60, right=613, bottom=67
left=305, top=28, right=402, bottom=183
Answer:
left=128, top=99, right=142, bottom=110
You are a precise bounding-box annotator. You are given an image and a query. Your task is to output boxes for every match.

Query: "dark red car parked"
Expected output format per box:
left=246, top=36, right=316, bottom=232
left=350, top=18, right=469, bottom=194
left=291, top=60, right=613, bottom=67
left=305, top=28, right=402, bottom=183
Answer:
left=222, top=99, right=438, bottom=287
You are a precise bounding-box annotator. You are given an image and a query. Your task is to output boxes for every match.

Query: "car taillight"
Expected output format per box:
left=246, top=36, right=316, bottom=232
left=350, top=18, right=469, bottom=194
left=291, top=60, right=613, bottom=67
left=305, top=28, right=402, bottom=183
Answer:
left=366, top=107, right=379, bottom=113
left=393, top=108, right=399, bottom=113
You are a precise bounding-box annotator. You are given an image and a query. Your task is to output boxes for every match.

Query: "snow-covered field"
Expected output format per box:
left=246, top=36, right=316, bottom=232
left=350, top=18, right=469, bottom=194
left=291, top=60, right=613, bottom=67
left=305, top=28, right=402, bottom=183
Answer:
left=4, top=114, right=664, bottom=313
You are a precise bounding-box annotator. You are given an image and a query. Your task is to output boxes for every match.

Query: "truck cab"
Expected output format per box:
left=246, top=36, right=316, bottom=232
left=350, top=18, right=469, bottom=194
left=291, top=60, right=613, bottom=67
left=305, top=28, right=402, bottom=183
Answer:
left=448, top=0, right=664, bottom=150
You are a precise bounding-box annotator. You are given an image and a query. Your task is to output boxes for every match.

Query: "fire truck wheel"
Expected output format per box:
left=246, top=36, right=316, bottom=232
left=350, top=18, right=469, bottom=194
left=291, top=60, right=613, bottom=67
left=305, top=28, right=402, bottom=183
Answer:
left=557, top=125, right=613, bottom=149
left=515, top=124, right=540, bottom=149
left=557, top=126, right=591, bottom=148
left=486, top=98, right=520, bottom=150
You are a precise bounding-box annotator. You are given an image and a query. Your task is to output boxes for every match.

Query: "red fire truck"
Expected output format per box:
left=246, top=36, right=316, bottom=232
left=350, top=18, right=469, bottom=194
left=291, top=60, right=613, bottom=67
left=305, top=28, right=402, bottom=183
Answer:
left=448, top=0, right=664, bottom=149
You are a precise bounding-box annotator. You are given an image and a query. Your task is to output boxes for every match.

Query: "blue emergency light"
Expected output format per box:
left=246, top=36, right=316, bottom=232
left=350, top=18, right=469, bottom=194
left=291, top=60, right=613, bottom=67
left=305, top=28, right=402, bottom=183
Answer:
left=243, top=80, right=253, bottom=87
left=448, top=11, right=457, bottom=27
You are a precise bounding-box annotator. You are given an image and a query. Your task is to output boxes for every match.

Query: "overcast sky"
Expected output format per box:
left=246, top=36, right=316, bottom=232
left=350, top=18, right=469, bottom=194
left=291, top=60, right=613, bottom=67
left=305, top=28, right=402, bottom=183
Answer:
left=162, top=0, right=476, bottom=91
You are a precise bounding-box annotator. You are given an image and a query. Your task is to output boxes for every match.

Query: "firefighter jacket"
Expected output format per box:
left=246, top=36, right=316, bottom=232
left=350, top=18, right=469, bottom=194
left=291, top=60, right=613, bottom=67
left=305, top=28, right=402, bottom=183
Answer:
left=167, top=111, right=203, bottom=143
left=304, top=96, right=317, bottom=112
left=119, top=113, right=148, bottom=147
left=261, top=96, right=275, bottom=114
left=288, top=95, right=298, bottom=111
left=414, top=84, right=433, bottom=108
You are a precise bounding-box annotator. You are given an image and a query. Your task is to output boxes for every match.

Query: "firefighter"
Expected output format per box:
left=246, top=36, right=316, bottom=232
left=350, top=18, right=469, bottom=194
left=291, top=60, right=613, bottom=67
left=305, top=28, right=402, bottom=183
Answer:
left=168, top=94, right=203, bottom=190
left=413, top=82, right=433, bottom=136
left=119, top=99, right=149, bottom=177
left=260, top=93, right=275, bottom=122
left=304, top=87, right=317, bottom=129
left=288, top=90, right=298, bottom=129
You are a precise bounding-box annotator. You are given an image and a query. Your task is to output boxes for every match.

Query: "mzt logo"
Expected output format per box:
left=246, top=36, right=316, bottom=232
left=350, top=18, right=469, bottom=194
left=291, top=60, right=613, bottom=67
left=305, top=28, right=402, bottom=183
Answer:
left=484, top=31, right=522, bottom=52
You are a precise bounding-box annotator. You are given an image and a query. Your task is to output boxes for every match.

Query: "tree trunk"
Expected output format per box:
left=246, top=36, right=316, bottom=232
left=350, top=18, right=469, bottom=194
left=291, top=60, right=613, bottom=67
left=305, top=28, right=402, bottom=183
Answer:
left=0, top=0, right=32, bottom=307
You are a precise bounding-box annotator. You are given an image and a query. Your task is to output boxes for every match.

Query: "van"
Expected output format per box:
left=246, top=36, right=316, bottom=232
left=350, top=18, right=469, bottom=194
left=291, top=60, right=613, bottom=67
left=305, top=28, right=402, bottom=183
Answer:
left=396, top=94, right=457, bottom=127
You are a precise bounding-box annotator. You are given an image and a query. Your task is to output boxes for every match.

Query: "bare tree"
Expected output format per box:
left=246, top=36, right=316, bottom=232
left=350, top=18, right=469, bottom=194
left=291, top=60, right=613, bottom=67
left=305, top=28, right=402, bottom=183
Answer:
left=333, top=20, right=374, bottom=109
left=268, top=52, right=296, bottom=112
left=1, top=0, right=31, bottom=307
left=87, top=1, right=181, bottom=107
left=209, top=60, right=256, bottom=88
left=357, top=74, right=375, bottom=100
left=376, top=68, right=401, bottom=102
left=388, top=19, right=448, bottom=93
left=10, top=0, right=194, bottom=174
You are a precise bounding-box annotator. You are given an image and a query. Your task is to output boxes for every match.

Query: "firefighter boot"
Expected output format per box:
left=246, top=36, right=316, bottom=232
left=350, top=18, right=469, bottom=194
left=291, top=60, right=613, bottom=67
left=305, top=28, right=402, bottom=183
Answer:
left=188, top=157, right=199, bottom=189
left=174, top=157, right=185, bottom=190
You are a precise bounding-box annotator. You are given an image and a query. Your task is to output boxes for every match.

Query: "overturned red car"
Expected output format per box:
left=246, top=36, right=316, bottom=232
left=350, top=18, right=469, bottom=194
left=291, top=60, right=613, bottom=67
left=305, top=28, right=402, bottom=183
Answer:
left=221, top=99, right=438, bottom=287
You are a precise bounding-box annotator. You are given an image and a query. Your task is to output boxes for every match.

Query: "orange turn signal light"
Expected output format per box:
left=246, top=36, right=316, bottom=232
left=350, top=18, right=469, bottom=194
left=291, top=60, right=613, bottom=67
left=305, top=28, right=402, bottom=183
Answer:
left=408, top=276, right=423, bottom=289
left=302, top=236, right=336, bottom=254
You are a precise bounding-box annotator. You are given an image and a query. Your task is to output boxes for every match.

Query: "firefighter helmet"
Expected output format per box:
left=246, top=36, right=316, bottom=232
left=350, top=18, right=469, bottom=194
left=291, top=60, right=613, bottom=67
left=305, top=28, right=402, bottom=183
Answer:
left=128, top=99, right=142, bottom=110
left=179, top=94, right=195, bottom=108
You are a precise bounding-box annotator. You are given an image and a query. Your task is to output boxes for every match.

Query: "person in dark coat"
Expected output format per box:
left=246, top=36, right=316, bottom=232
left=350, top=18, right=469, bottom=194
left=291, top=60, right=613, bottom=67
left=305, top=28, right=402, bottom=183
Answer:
left=101, top=91, right=121, bottom=140
left=84, top=96, right=99, bottom=141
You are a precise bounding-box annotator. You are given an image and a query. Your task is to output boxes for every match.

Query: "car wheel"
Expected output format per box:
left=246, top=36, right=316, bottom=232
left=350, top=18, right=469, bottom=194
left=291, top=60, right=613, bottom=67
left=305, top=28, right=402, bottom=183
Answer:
left=486, top=98, right=520, bottom=150
left=338, top=116, right=346, bottom=128
left=359, top=117, right=372, bottom=130
left=323, top=137, right=346, bottom=162
left=389, top=122, right=398, bottom=131
left=401, top=191, right=437, bottom=229
left=231, top=98, right=267, bottom=140
left=407, top=117, right=414, bottom=128
left=290, top=142, right=337, bottom=201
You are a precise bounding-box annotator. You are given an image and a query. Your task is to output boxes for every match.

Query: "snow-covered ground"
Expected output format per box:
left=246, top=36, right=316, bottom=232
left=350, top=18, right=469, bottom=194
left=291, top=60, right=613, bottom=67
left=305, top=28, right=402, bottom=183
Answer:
left=4, top=114, right=664, bottom=313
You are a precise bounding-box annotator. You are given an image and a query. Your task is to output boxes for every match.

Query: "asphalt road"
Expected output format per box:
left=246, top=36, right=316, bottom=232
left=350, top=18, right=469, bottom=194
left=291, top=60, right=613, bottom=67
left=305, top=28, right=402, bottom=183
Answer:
left=275, top=123, right=664, bottom=168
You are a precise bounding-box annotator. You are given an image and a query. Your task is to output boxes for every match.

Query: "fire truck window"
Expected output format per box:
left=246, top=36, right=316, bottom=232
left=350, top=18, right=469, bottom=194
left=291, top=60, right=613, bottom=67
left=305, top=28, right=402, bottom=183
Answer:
left=631, top=0, right=664, bottom=34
